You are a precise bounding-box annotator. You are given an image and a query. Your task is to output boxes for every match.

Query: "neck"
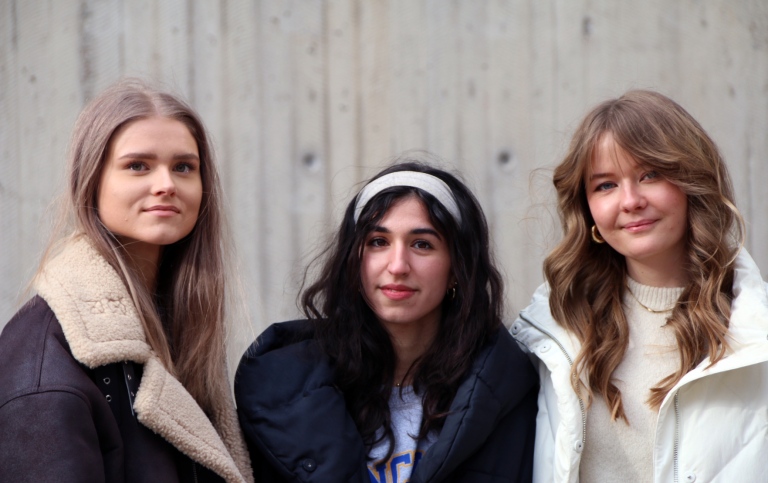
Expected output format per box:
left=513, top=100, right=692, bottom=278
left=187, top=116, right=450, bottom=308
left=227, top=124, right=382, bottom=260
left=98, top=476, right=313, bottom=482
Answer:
left=626, top=256, right=688, bottom=288
left=387, top=320, right=438, bottom=386
left=118, top=238, right=162, bottom=292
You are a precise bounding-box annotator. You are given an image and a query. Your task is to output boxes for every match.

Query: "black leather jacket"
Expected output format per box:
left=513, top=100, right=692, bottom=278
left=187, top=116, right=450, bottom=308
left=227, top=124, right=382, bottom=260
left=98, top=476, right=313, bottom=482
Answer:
left=0, top=297, right=224, bottom=483
left=235, top=320, right=538, bottom=483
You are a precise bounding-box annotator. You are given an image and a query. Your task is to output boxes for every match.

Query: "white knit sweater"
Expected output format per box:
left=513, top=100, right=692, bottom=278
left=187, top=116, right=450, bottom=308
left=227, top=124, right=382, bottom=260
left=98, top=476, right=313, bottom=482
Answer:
left=579, top=278, right=684, bottom=483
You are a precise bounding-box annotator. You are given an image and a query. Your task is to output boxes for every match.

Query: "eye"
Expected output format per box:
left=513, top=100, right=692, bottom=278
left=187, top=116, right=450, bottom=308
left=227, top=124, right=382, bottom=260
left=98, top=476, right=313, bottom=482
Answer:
left=367, top=237, right=388, bottom=248
left=413, top=240, right=433, bottom=250
left=173, top=162, right=196, bottom=173
left=641, top=170, right=659, bottom=181
left=594, top=181, right=616, bottom=192
left=126, top=162, right=148, bottom=172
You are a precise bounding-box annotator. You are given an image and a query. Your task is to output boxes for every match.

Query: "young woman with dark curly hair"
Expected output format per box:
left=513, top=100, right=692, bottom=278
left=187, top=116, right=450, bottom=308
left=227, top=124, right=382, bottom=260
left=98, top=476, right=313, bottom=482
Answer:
left=236, top=159, right=538, bottom=483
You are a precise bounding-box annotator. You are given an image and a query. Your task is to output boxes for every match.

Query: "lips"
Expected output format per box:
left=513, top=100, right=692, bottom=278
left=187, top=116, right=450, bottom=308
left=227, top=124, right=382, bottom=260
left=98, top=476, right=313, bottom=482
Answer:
left=623, top=219, right=656, bottom=232
left=144, top=205, right=180, bottom=213
left=380, top=284, right=417, bottom=301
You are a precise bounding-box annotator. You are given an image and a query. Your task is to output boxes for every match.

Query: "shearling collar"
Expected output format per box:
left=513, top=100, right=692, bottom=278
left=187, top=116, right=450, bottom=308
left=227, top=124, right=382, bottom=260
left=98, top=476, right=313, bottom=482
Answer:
left=35, top=237, right=252, bottom=483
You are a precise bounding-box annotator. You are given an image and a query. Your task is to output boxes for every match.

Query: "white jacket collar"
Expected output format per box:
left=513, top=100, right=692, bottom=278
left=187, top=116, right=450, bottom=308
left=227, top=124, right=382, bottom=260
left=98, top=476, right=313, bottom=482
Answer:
left=728, top=249, right=768, bottom=345
left=516, top=282, right=580, bottom=361
left=519, top=249, right=768, bottom=351
left=517, top=250, right=768, bottom=399
left=666, top=249, right=768, bottom=399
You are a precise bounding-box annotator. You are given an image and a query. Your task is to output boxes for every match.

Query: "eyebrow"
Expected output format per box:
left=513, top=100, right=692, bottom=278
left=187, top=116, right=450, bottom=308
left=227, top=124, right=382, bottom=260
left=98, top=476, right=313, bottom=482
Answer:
left=371, top=226, right=443, bottom=239
left=588, top=172, right=612, bottom=181
left=117, top=152, right=200, bottom=161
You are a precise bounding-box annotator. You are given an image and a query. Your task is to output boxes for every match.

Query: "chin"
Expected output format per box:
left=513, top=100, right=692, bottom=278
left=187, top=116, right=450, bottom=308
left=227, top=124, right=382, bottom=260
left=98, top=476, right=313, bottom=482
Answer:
left=377, top=313, right=416, bottom=326
left=147, top=230, right=195, bottom=246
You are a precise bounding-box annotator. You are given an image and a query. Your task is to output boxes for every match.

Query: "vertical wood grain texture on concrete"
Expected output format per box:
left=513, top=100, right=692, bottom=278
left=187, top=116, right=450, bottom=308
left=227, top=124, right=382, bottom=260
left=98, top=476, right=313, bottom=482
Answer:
left=2, top=0, right=767, bottom=335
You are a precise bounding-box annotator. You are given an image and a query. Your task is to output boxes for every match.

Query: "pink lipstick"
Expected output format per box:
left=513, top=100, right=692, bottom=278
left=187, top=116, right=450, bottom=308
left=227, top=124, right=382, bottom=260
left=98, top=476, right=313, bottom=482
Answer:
left=380, top=284, right=416, bottom=301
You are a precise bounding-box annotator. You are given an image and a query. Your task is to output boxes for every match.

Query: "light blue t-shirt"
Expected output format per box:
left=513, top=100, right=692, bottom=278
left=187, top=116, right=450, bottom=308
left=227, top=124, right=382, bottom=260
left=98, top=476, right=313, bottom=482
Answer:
left=367, top=387, right=437, bottom=483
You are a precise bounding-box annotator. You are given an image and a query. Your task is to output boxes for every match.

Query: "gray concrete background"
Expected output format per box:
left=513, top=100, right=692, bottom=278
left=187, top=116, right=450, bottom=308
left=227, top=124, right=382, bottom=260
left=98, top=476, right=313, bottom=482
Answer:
left=2, top=0, right=767, bottom=337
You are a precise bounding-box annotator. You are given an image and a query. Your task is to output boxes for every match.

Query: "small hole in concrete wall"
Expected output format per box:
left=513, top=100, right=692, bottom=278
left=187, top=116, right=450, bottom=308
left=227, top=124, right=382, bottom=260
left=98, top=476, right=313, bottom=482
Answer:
left=302, top=152, right=321, bottom=171
left=497, top=149, right=517, bottom=173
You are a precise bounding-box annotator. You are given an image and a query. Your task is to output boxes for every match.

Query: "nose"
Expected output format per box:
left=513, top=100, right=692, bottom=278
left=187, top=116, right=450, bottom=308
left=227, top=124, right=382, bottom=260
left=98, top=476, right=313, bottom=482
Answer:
left=152, top=167, right=177, bottom=196
left=387, top=243, right=410, bottom=276
left=620, top=183, right=646, bottom=211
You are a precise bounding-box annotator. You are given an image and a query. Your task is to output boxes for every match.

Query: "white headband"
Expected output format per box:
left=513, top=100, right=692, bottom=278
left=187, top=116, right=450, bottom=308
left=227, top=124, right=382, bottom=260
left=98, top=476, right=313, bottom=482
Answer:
left=353, top=171, right=462, bottom=224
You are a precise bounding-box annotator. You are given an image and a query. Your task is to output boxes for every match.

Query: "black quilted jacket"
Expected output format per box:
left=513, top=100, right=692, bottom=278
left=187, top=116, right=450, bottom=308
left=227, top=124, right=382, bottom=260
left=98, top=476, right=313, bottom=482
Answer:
left=235, top=320, right=538, bottom=483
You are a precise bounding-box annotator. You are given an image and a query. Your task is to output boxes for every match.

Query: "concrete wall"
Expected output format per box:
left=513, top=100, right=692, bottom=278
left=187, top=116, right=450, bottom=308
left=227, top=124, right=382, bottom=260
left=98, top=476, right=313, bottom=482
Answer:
left=2, top=0, right=767, bottom=334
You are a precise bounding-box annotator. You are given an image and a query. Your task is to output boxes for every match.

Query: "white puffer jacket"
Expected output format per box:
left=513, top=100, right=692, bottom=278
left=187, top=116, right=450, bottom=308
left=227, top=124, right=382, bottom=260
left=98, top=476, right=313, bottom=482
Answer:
left=511, top=250, right=768, bottom=483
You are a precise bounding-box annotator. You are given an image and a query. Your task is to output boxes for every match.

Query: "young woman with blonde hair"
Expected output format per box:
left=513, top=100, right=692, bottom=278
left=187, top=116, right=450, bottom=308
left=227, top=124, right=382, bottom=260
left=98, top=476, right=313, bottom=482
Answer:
left=0, top=80, right=252, bottom=482
left=511, top=90, right=768, bottom=482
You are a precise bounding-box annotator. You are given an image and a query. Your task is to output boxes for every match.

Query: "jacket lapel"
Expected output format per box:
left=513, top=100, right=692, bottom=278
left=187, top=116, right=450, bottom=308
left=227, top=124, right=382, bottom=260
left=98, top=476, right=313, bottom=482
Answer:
left=413, top=331, right=525, bottom=482
left=35, top=238, right=250, bottom=483
left=135, top=358, right=248, bottom=483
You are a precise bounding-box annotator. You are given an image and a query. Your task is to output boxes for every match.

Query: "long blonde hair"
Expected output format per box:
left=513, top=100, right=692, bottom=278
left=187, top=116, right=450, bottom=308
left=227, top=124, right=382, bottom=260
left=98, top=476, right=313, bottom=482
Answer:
left=37, top=79, right=232, bottom=415
left=545, top=90, right=744, bottom=421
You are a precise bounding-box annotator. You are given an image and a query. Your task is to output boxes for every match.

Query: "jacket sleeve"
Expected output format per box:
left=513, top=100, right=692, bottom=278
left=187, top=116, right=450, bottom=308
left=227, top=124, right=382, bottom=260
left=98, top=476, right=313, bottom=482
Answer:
left=0, top=389, right=107, bottom=483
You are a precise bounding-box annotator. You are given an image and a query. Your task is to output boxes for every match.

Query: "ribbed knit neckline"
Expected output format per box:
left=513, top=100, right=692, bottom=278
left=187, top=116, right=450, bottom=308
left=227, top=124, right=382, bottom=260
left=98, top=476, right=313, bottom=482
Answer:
left=625, top=277, right=685, bottom=313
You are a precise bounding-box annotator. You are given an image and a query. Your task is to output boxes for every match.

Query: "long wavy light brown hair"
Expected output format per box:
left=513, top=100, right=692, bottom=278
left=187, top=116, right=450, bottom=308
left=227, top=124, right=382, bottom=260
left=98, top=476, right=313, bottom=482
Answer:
left=35, top=79, right=234, bottom=416
left=545, top=90, right=744, bottom=422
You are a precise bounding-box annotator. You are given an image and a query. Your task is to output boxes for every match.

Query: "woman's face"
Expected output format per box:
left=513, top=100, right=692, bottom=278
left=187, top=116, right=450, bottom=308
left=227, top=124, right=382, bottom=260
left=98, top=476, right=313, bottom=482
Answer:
left=360, top=195, right=453, bottom=335
left=586, top=133, right=688, bottom=285
left=97, top=116, right=202, bottom=260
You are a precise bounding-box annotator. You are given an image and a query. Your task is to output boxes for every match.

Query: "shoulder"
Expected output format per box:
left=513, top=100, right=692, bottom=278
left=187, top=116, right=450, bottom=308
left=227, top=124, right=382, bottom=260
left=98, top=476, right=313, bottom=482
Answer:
left=1, top=297, right=69, bottom=379
left=238, top=319, right=318, bottom=367
left=1, top=296, right=58, bottom=348
left=726, top=249, right=768, bottom=341
left=235, top=319, right=331, bottom=408
left=511, top=282, right=579, bottom=355
left=234, top=320, right=363, bottom=480
left=244, top=319, right=315, bottom=355
left=469, top=327, right=539, bottom=405
left=517, top=283, right=554, bottom=327
left=0, top=297, right=98, bottom=409
left=484, top=328, right=537, bottom=378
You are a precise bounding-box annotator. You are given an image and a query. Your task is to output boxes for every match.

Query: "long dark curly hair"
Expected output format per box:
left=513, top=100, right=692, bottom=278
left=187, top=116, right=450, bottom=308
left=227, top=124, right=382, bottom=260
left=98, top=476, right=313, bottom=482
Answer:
left=300, top=159, right=504, bottom=461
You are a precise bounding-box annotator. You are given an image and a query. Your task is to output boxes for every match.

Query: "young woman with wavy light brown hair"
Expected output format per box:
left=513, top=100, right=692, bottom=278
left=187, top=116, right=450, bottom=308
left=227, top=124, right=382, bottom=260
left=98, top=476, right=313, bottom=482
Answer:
left=0, top=79, right=252, bottom=482
left=511, top=90, right=768, bottom=482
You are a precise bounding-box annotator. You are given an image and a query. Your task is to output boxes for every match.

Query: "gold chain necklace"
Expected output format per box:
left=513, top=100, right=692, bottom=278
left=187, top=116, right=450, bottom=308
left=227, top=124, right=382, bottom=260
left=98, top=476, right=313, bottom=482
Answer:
left=627, top=288, right=675, bottom=314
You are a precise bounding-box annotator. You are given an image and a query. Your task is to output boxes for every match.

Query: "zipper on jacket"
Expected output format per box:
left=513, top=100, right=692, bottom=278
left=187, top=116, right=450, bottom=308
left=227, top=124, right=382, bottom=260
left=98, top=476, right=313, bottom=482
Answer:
left=518, top=314, right=587, bottom=445
left=673, top=392, right=680, bottom=483
left=193, top=461, right=199, bottom=483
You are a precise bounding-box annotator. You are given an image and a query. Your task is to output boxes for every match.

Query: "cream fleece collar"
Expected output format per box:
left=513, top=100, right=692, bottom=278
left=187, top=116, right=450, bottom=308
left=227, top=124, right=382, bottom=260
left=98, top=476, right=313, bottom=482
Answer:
left=34, top=237, right=252, bottom=483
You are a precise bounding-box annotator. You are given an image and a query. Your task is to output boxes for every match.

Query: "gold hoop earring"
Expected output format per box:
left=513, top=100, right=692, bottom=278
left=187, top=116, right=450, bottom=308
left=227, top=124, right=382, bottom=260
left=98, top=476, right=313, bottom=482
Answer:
left=591, top=225, right=605, bottom=244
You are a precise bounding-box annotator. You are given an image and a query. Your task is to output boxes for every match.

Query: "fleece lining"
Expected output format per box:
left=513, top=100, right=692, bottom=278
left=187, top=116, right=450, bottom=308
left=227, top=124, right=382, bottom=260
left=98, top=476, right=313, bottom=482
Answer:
left=35, top=237, right=253, bottom=483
